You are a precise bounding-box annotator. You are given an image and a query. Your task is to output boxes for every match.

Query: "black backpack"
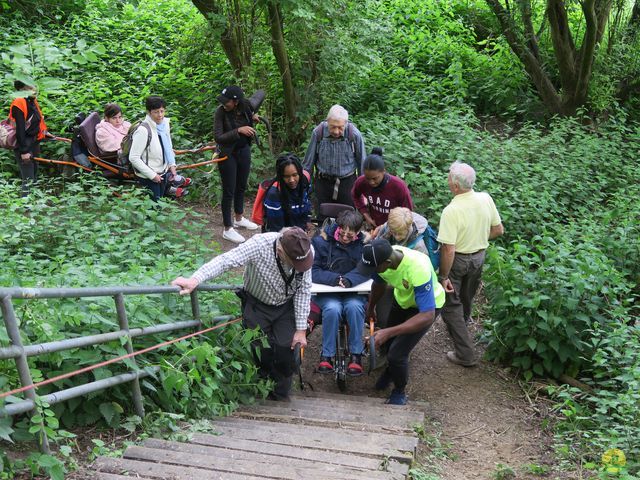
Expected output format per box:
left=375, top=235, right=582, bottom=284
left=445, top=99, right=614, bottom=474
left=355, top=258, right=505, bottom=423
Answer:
left=118, top=120, right=152, bottom=174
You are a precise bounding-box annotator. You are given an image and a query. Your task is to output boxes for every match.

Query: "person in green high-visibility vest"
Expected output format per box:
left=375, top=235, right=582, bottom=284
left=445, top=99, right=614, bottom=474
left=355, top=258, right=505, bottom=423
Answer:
left=358, top=238, right=445, bottom=405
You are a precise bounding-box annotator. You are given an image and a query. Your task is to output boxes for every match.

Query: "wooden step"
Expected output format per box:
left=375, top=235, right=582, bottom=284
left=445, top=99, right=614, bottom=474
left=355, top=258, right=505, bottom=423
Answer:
left=205, top=417, right=417, bottom=463
left=122, top=444, right=401, bottom=480
left=89, top=393, right=422, bottom=479
left=142, top=438, right=409, bottom=475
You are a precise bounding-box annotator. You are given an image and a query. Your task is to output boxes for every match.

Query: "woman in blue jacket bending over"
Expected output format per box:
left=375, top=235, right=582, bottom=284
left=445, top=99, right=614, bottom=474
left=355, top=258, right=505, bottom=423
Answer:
left=312, top=210, right=369, bottom=375
left=263, top=153, right=312, bottom=232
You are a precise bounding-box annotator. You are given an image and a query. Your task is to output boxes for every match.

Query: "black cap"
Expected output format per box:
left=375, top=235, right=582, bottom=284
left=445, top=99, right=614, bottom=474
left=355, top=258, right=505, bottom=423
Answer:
left=357, top=238, right=393, bottom=276
left=217, top=85, right=244, bottom=104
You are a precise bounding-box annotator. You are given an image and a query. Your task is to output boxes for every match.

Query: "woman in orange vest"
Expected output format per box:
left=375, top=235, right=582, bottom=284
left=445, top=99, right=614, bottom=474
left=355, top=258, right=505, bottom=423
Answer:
left=9, top=80, right=49, bottom=196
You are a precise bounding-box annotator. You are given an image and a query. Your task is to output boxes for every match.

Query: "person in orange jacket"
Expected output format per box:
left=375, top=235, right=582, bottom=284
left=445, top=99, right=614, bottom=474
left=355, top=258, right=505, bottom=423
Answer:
left=9, top=80, right=50, bottom=196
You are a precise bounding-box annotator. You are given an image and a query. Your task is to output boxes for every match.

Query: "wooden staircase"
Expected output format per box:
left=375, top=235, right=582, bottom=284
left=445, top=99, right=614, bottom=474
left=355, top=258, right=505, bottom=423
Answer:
left=88, top=391, right=425, bottom=479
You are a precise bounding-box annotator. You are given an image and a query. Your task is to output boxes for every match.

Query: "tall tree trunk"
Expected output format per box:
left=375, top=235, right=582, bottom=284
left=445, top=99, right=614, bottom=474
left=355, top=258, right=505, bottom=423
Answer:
left=486, top=0, right=612, bottom=116
left=266, top=1, right=297, bottom=131
left=192, top=0, right=251, bottom=78
left=485, top=0, right=563, bottom=114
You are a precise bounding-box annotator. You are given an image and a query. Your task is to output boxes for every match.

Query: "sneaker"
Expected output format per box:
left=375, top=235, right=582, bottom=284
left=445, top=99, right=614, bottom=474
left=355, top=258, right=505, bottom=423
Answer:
left=446, top=351, right=477, bottom=367
left=347, top=354, right=364, bottom=376
left=234, top=217, right=259, bottom=230
left=169, top=174, right=192, bottom=188
left=167, top=186, right=189, bottom=198
left=386, top=389, right=408, bottom=405
left=317, top=357, right=334, bottom=373
left=222, top=228, right=246, bottom=244
left=374, top=370, right=392, bottom=391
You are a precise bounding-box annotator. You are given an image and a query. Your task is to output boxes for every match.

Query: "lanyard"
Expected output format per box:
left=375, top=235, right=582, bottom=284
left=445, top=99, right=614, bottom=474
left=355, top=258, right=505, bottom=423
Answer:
left=273, top=240, right=295, bottom=296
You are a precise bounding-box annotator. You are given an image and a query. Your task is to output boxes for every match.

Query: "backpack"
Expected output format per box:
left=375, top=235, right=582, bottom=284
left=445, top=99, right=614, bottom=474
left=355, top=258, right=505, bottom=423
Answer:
left=408, top=224, right=441, bottom=271
left=0, top=114, right=34, bottom=150
left=118, top=120, right=152, bottom=174
left=251, top=177, right=278, bottom=228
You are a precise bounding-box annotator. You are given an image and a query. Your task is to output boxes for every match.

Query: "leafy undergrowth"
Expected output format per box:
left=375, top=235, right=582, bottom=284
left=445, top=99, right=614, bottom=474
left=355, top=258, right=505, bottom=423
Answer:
left=0, top=174, right=269, bottom=479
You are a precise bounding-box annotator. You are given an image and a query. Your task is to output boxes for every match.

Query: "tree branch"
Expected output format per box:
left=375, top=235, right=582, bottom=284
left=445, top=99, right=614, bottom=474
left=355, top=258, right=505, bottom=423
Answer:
left=573, top=0, right=599, bottom=108
left=485, top=0, right=563, bottom=113
left=519, top=0, right=540, bottom=60
left=547, top=0, right=577, bottom=94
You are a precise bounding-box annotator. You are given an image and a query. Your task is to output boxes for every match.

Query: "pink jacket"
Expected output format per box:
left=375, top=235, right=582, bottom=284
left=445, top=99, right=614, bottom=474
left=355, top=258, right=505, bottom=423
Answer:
left=95, top=119, right=131, bottom=153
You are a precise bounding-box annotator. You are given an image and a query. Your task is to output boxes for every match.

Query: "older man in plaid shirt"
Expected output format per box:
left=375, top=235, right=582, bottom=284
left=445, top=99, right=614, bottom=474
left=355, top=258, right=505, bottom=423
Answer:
left=172, top=227, right=313, bottom=401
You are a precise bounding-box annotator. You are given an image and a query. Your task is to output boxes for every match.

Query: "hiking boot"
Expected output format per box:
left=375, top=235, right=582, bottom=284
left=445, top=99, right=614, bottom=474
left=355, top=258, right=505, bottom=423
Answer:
left=386, top=389, right=408, bottom=405
left=446, top=351, right=477, bottom=367
left=317, top=357, right=334, bottom=373
left=222, top=227, right=246, bottom=244
left=374, top=370, right=392, bottom=391
left=347, top=354, right=364, bottom=376
left=234, top=216, right=259, bottom=230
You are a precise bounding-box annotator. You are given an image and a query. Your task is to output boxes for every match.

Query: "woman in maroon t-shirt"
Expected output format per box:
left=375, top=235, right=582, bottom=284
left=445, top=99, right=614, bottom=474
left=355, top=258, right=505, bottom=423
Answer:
left=351, top=147, right=414, bottom=229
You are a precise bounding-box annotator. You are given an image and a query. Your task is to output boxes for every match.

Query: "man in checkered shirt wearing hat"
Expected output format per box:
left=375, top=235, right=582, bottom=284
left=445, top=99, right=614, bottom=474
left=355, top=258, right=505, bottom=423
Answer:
left=172, top=227, right=313, bottom=401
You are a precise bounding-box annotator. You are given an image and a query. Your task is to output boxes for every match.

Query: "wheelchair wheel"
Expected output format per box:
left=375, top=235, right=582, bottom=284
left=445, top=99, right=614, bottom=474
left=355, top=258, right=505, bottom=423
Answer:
left=335, top=323, right=348, bottom=392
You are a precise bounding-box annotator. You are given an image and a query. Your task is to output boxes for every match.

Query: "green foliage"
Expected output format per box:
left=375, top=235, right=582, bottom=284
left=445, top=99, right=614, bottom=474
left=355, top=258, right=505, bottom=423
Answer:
left=0, top=176, right=266, bottom=447
left=491, top=463, right=516, bottom=480
left=483, top=236, right=632, bottom=380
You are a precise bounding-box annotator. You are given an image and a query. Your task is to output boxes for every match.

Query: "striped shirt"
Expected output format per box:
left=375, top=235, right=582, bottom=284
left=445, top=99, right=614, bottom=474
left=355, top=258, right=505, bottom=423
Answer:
left=192, top=232, right=312, bottom=330
left=303, top=122, right=366, bottom=177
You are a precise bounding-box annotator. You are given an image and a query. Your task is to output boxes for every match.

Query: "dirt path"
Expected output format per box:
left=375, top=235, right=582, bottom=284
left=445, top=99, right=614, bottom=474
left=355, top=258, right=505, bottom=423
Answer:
left=196, top=202, right=563, bottom=480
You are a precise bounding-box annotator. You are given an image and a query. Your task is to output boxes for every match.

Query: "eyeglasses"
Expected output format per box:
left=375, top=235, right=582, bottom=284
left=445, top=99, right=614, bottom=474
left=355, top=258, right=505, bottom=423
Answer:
left=337, top=228, right=358, bottom=240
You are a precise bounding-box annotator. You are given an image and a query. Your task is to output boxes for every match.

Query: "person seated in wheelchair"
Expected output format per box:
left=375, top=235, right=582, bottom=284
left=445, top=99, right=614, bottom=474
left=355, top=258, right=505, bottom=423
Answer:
left=312, top=210, right=369, bottom=376
left=95, top=102, right=131, bottom=156
left=373, top=207, right=429, bottom=255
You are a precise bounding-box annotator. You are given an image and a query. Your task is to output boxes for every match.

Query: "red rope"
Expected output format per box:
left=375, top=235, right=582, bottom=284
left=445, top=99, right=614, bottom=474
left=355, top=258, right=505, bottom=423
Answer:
left=0, top=318, right=241, bottom=400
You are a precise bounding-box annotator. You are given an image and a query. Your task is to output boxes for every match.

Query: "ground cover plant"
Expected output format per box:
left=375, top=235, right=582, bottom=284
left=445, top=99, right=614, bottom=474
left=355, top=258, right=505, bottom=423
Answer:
left=0, top=175, right=268, bottom=478
left=0, top=0, right=639, bottom=478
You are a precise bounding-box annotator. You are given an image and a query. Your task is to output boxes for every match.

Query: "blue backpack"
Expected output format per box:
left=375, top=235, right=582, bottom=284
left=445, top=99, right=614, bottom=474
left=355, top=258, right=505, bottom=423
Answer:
left=408, top=225, right=441, bottom=271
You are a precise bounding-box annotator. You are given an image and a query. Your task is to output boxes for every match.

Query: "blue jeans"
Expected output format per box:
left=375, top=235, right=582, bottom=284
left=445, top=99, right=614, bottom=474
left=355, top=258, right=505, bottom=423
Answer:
left=315, top=294, right=366, bottom=357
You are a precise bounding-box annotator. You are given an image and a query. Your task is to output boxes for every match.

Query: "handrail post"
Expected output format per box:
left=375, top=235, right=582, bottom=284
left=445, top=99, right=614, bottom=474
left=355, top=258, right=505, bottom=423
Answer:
left=1, top=295, right=50, bottom=453
left=114, top=293, right=144, bottom=418
left=190, top=290, right=200, bottom=322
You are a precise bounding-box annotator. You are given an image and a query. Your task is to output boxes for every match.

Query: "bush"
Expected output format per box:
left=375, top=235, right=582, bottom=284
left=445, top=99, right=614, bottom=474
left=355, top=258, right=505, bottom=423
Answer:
left=483, top=234, right=633, bottom=380
left=0, top=176, right=267, bottom=441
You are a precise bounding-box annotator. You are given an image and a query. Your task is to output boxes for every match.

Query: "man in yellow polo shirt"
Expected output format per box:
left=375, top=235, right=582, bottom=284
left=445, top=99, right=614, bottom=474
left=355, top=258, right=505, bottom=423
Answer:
left=359, top=238, right=445, bottom=405
left=437, top=161, right=504, bottom=367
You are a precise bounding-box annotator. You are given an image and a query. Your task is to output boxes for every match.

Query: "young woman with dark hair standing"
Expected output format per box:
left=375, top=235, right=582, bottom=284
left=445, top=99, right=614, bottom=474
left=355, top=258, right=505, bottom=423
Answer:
left=351, top=147, right=414, bottom=230
left=214, top=85, right=261, bottom=243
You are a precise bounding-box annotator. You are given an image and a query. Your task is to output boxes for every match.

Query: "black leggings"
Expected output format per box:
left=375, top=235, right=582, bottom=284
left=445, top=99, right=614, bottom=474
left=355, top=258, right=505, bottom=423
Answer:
left=14, top=141, right=40, bottom=197
left=218, top=144, right=251, bottom=227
